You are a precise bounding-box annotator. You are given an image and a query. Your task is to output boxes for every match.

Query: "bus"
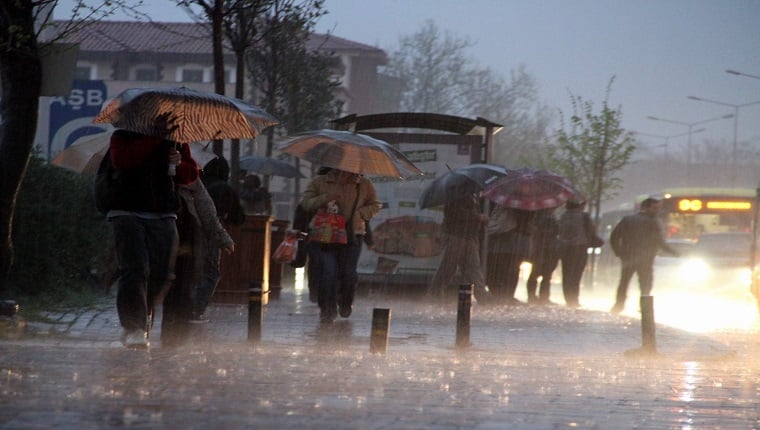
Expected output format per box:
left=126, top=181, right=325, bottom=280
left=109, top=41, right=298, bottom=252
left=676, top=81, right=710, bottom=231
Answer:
left=636, top=187, right=756, bottom=240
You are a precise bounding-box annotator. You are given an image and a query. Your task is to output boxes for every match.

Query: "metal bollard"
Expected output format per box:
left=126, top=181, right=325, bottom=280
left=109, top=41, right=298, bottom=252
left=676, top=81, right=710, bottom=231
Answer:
left=640, top=295, right=657, bottom=354
left=370, top=308, right=391, bottom=354
left=248, top=281, right=265, bottom=343
left=455, top=284, right=473, bottom=349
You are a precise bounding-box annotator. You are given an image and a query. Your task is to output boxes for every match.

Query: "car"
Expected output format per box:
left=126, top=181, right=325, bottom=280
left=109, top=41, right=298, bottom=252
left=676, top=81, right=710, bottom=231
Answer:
left=655, top=232, right=752, bottom=291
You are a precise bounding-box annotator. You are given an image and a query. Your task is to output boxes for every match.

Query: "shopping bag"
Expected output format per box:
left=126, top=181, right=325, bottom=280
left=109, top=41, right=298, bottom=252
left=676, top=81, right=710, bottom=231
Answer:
left=309, top=208, right=348, bottom=244
left=272, top=232, right=299, bottom=264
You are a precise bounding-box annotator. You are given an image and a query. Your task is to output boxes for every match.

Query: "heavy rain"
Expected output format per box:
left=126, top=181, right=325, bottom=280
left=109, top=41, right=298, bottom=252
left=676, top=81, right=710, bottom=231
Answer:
left=1, top=1, right=760, bottom=429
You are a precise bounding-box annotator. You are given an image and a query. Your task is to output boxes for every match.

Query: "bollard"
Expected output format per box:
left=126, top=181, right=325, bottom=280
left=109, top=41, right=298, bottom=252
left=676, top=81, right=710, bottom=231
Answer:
left=369, top=308, right=391, bottom=354
left=248, top=281, right=265, bottom=343
left=640, top=295, right=657, bottom=354
left=455, top=284, right=473, bottom=349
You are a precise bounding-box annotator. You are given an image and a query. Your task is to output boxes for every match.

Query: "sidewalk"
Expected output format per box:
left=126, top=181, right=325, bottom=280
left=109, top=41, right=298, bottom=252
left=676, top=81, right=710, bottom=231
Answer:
left=15, top=281, right=737, bottom=360
left=2, top=280, right=759, bottom=429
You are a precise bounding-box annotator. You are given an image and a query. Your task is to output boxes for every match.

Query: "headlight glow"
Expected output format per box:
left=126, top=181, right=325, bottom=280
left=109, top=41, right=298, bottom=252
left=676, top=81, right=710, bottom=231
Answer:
left=678, top=258, right=711, bottom=283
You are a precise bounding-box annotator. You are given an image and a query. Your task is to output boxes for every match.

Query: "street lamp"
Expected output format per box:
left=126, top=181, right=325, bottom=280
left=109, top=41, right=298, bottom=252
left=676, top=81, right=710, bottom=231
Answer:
left=687, top=96, right=760, bottom=186
left=647, top=113, right=734, bottom=183
left=726, top=69, right=760, bottom=81
left=632, top=129, right=706, bottom=159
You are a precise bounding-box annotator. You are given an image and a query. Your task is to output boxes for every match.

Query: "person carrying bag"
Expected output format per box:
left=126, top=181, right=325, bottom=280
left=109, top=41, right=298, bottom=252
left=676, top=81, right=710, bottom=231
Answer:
left=300, top=168, right=380, bottom=323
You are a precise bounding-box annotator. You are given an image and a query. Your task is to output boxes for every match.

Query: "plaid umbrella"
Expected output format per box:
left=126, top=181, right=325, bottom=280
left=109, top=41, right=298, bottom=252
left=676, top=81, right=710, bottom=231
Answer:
left=277, top=129, right=422, bottom=178
left=93, top=86, right=278, bottom=142
left=419, top=163, right=508, bottom=209
left=482, top=167, right=579, bottom=211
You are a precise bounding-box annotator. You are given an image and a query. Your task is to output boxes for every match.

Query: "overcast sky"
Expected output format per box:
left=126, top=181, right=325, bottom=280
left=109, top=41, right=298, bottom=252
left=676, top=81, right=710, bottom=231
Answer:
left=54, top=0, right=760, bottom=157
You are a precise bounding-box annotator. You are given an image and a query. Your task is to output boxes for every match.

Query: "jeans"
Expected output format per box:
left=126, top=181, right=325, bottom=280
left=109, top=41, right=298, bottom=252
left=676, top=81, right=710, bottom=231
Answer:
left=112, top=216, right=178, bottom=332
left=314, top=238, right=362, bottom=319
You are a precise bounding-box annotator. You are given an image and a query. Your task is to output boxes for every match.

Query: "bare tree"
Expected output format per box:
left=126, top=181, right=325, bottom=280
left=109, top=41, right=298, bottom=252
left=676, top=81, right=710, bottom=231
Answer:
left=383, top=20, right=550, bottom=165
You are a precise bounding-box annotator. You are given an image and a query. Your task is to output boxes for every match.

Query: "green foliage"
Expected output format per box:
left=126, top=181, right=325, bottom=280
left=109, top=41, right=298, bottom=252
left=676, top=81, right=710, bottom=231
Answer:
left=547, top=77, right=636, bottom=218
left=8, top=154, right=111, bottom=306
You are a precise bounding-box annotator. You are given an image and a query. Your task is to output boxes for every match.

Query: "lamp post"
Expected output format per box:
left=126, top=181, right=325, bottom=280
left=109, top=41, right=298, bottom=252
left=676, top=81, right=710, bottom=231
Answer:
left=647, top=113, right=734, bottom=184
left=632, top=129, right=706, bottom=159
left=726, top=69, right=760, bottom=81
left=687, top=96, right=760, bottom=186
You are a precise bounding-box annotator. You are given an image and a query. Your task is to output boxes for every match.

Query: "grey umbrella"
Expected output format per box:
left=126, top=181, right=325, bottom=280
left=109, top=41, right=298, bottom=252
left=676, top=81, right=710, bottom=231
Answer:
left=239, top=155, right=303, bottom=178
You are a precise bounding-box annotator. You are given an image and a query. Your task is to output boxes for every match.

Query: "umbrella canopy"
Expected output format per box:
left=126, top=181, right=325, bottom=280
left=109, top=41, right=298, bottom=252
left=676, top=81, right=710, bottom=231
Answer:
left=277, top=129, right=422, bottom=178
left=51, top=131, right=219, bottom=174
left=239, top=155, right=303, bottom=178
left=93, top=86, right=279, bottom=142
left=419, top=163, right=508, bottom=209
left=482, top=167, right=579, bottom=211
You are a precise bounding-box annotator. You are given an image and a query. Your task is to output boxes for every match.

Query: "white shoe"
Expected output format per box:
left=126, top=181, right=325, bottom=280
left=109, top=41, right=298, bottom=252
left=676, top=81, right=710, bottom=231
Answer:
left=121, top=329, right=149, bottom=349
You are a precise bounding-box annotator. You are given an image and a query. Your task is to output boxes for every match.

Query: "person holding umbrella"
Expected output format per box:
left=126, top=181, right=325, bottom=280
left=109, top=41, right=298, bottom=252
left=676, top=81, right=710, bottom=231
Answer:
left=428, top=187, right=490, bottom=300
left=96, top=128, right=199, bottom=348
left=557, top=196, right=593, bottom=308
left=300, top=168, right=380, bottom=323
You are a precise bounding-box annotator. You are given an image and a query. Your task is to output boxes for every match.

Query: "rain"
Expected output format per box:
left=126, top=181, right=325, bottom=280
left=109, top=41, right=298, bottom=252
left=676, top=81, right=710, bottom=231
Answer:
left=2, top=1, right=759, bottom=429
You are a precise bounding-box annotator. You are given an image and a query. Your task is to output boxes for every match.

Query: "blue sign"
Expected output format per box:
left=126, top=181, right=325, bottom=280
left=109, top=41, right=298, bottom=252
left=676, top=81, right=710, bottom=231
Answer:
left=48, top=79, right=109, bottom=157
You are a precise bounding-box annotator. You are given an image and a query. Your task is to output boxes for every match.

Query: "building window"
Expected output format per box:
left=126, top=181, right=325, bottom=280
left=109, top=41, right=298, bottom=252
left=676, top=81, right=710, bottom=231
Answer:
left=134, top=67, right=158, bottom=81
left=74, top=66, right=93, bottom=80
left=181, top=69, right=204, bottom=83
left=226, top=68, right=236, bottom=84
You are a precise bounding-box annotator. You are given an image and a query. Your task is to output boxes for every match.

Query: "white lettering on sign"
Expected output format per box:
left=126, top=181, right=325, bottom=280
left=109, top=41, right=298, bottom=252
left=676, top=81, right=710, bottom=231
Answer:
left=49, top=89, right=105, bottom=110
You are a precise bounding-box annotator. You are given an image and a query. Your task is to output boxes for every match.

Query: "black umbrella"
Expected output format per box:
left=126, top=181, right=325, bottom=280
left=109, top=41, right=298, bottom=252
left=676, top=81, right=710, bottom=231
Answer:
left=419, top=163, right=508, bottom=209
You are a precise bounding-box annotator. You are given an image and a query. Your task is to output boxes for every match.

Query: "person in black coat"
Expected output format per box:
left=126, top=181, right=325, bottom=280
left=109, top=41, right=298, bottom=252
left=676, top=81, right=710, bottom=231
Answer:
left=609, top=197, right=679, bottom=314
left=526, top=209, right=559, bottom=305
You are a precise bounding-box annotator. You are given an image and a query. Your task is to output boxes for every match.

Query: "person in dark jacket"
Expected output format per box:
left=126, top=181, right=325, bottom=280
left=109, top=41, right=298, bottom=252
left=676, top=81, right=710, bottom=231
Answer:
left=102, top=129, right=199, bottom=348
left=609, top=197, right=679, bottom=314
left=526, top=209, right=559, bottom=305
left=557, top=197, right=593, bottom=308
left=184, top=157, right=245, bottom=323
left=428, top=190, right=489, bottom=299
left=486, top=207, right=534, bottom=305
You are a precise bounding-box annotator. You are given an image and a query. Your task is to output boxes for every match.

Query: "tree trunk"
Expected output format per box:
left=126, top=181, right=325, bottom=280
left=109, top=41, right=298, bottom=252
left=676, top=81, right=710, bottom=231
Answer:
left=0, top=3, right=43, bottom=294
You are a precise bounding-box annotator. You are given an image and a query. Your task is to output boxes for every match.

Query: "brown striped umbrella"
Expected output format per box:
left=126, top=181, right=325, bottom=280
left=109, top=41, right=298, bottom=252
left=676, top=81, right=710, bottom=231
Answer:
left=93, top=87, right=278, bottom=142
left=277, top=129, right=422, bottom=178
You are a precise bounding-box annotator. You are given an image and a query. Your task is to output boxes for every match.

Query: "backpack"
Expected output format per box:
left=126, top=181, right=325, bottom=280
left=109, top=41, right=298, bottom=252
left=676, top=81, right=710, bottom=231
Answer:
left=94, top=148, right=119, bottom=214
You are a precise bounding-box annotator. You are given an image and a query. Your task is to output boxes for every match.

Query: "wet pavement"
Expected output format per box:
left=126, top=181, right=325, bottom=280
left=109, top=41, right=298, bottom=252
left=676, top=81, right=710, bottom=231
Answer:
left=2, top=276, right=760, bottom=429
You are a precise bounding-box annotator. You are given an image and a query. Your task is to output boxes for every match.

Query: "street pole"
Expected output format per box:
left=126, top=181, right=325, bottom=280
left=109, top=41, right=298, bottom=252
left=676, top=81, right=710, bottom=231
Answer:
left=648, top=114, right=734, bottom=185
left=726, top=69, right=760, bottom=81
left=688, top=96, right=760, bottom=187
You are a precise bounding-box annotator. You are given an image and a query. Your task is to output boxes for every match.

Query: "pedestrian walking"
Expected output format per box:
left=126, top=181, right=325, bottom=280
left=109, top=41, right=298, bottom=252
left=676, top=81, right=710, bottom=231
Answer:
left=486, top=206, right=534, bottom=305
left=162, top=179, right=234, bottom=345
left=301, top=169, right=380, bottom=323
left=95, top=128, right=199, bottom=349
left=608, top=197, right=679, bottom=314
left=526, top=209, right=559, bottom=305
left=428, top=190, right=489, bottom=300
left=557, top=197, right=592, bottom=308
left=189, top=157, right=245, bottom=322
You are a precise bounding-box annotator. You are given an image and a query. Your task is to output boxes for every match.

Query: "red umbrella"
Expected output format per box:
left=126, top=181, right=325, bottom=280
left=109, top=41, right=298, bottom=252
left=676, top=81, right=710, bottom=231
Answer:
left=482, top=168, right=579, bottom=211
